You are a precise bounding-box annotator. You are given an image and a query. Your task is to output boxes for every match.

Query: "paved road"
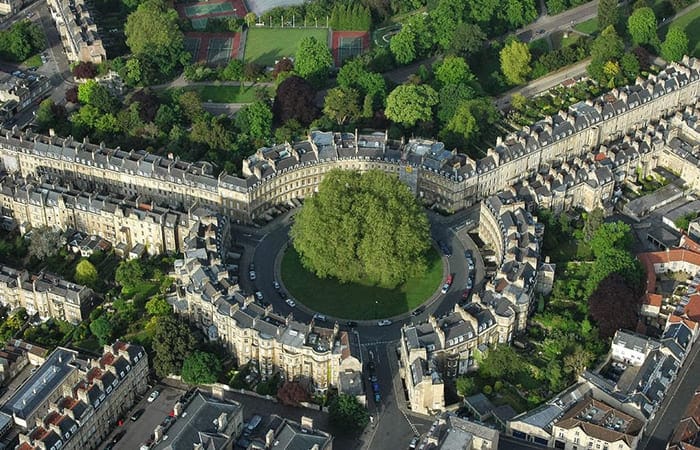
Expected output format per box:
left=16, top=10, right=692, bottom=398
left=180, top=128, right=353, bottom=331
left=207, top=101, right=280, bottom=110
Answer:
left=639, top=339, right=700, bottom=450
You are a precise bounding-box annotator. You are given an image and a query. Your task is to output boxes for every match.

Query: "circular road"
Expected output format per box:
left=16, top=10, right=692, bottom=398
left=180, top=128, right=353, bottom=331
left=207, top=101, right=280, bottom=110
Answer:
left=232, top=207, right=484, bottom=342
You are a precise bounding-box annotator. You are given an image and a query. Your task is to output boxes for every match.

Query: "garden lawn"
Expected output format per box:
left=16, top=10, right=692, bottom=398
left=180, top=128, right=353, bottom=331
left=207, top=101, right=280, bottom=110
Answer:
left=574, top=17, right=598, bottom=35
left=661, top=6, right=700, bottom=57
left=244, top=28, right=329, bottom=66
left=187, top=85, right=263, bottom=103
left=281, top=247, right=443, bottom=319
left=22, top=54, right=42, bottom=68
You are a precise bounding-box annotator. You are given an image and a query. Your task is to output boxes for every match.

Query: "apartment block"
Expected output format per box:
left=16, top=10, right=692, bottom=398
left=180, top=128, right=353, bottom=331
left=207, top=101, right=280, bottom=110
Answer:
left=415, top=412, right=499, bottom=450
left=0, top=59, right=697, bottom=225
left=0, top=71, right=51, bottom=124
left=0, top=339, right=47, bottom=385
left=0, top=263, right=94, bottom=324
left=0, top=0, right=26, bottom=15
left=247, top=415, right=333, bottom=450
left=48, top=0, right=105, bottom=63
left=6, top=341, right=147, bottom=449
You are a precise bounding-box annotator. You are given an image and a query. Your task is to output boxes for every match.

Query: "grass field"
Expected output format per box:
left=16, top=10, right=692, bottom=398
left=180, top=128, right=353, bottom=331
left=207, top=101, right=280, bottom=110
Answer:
left=186, top=85, right=263, bottom=102
left=574, top=17, right=598, bottom=35
left=22, top=54, right=42, bottom=68
left=281, top=247, right=444, bottom=320
left=245, top=28, right=328, bottom=66
left=660, top=6, right=700, bottom=57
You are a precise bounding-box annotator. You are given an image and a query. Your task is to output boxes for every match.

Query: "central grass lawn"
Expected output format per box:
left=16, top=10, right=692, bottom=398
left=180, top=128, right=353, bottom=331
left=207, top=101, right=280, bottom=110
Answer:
left=182, top=85, right=267, bottom=103
left=281, top=247, right=444, bottom=319
left=660, top=6, right=700, bottom=57
left=23, top=54, right=42, bottom=69
left=244, top=28, right=328, bottom=66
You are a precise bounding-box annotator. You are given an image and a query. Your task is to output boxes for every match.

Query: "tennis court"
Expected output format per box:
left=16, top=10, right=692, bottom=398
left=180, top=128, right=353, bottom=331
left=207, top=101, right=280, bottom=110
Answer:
left=207, top=37, right=234, bottom=65
left=184, top=36, right=201, bottom=63
left=184, top=1, right=234, bottom=17
left=330, top=31, right=369, bottom=66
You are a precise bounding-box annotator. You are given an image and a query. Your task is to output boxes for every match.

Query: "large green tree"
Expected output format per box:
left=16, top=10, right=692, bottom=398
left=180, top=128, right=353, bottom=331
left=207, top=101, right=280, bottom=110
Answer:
left=500, top=40, right=532, bottom=85
left=329, top=394, right=370, bottom=432
left=323, top=87, right=361, bottom=125
left=434, top=56, right=475, bottom=87
left=236, top=101, right=273, bottom=141
left=0, top=20, right=45, bottom=62
left=152, top=315, right=198, bottom=377
left=124, top=0, right=188, bottom=81
left=627, top=7, right=659, bottom=47
left=28, top=227, right=63, bottom=261
left=449, top=23, right=486, bottom=55
left=291, top=170, right=431, bottom=288
left=181, top=351, right=221, bottom=384
left=661, top=26, right=689, bottom=62
left=75, top=259, right=98, bottom=287
left=294, top=36, right=333, bottom=85
left=588, top=26, right=625, bottom=84
left=385, top=84, right=438, bottom=127
left=89, top=316, right=114, bottom=345
left=598, top=0, right=620, bottom=30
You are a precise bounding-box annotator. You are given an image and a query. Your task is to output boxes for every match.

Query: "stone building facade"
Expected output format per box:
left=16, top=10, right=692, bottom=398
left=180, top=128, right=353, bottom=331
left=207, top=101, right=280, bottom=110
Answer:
left=0, top=263, right=93, bottom=324
left=0, top=58, right=697, bottom=225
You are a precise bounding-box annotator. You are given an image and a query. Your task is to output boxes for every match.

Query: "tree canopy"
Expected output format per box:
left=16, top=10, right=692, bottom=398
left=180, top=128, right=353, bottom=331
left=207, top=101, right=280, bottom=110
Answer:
left=0, top=20, right=45, bottom=62
left=385, top=84, right=438, bottom=127
left=329, top=394, right=370, bottom=432
left=291, top=169, right=431, bottom=288
left=294, top=36, right=333, bottom=85
left=434, top=56, right=475, bottom=87
left=181, top=351, right=221, bottom=384
left=273, top=76, right=318, bottom=126
left=323, top=86, right=361, bottom=125
left=152, top=315, right=198, bottom=377
left=598, top=0, right=620, bottom=30
left=500, top=40, right=532, bottom=85
left=28, top=227, right=63, bottom=261
left=661, top=26, right=689, bottom=62
left=75, top=259, right=98, bottom=287
left=627, top=7, right=659, bottom=47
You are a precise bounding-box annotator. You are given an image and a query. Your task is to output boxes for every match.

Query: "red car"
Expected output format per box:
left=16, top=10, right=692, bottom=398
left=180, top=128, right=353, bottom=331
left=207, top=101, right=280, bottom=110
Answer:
left=462, top=289, right=471, bottom=300
left=441, top=274, right=454, bottom=294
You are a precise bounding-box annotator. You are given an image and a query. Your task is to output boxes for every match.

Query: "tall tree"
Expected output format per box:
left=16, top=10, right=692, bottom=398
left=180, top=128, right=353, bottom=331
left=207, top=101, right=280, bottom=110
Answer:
left=385, top=84, right=438, bottom=127
left=389, top=25, right=417, bottom=64
left=443, top=98, right=498, bottom=144
left=28, top=227, right=63, bottom=261
left=661, top=26, right=689, bottom=62
left=89, top=316, right=114, bottom=345
left=588, top=274, right=641, bottom=338
left=434, top=55, right=475, bottom=87
left=294, top=36, right=333, bottom=85
left=236, top=101, right=273, bottom=141
left=273, top=76, right=318, bottom=125
left=323, top=86, right=361, bottom=125
left=500, top=40, right=532, bottom=85
left=152, top=315, right=198, bottom=377
left=627, top=7, right=659, bottom=47
left=291, top=170, right=431, bottom=288
left=75, top=259, right=98, bottom=287
left=181, top=351, right=221, bottom=384
left=598, top=0, right=620, bottom=30
left=588, top=25, right=625, bottom=84
left=329, top=394, right=370, bottom=432
left=115, top=259, right=145, bottom=291
left=449, top=23, right=486, bottom=55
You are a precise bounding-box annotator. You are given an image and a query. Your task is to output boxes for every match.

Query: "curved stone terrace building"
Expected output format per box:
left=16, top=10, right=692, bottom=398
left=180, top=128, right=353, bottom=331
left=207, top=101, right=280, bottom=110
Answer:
left=0, top=58, right=697, bottom=224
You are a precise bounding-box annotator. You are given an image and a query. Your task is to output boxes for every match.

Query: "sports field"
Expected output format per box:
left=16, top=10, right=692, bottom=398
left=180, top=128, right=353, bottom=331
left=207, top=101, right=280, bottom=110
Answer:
left=244, top=27, right=328, bottom=66
left=177, top=0, right=245, bottom=30
left=184, top=1, right=234, bottom=16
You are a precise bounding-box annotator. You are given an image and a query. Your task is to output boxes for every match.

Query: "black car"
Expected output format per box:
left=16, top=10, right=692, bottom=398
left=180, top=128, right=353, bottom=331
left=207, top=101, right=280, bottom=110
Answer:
left=346, top=321, right=358, bottom=328
left=278, top=290, right=287, bottom=299
left=249, top=262, right=255, bottom=271
left=411, top=307, right=424, bottom=316
left=112, top=430, right=126, bottom=443
left=438, top=241, right=452, bottom=256
left=130, top=409, right=145, bottom=421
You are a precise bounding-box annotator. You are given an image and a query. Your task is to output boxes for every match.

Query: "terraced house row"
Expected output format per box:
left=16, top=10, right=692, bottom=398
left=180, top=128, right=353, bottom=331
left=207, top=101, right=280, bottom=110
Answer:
left=169, top=212, right=363, bottom=394
left=0, top=58, right=697, bottom=227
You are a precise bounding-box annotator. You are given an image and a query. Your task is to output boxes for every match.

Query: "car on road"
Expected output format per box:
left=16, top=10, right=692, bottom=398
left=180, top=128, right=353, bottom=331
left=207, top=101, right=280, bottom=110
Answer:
left=131, top=409, right=145, bottom=421
left=441, top=274, right=454, bottom=294
left=462, top=289, right=471, bottom=301
left=285, top=298, right=296, bottom=307
left=255, top=291, right=264, bottom=301
left=346, top=321, right=358, bottom=328
left=374, top=392, right=381, bottom=403
left=249, top=270, right=256, bottom=280
left=438, top=240, right=452, bottom=256
left=147, top=390, right=160, bottom=402
left=278, top=290, right=287, bottom=299
left=411, top=307, right=424, bottom=316
left=377, top=319, right=392, bottom=326
left=313, top=313, right=327, bottom=321
left=272, top=280, right=280, bottom=290
left=112, top=430, right=126, bottom=444
left=466, top=257, right=475, bottom=271
left=466, top=277, right=473, bottom=289
left=249, top=263, right=255, bottom=271
left=409, top=436, right=419, bottom=449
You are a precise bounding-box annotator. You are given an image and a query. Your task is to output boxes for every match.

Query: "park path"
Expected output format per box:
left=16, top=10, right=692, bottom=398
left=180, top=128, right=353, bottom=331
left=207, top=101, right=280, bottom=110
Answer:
left=150, top=76, right=274, bottom=90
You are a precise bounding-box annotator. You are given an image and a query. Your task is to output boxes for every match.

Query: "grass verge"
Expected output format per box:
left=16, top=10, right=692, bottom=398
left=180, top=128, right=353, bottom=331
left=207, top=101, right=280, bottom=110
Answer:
left=660, top=6, right=700, bottom=57
left=22, top=54, right=42, bottom=68
left=281, top=247, right=443, bottom=319
left=179, top=85, right=265, bottom=103
left=574, top=17, right=598, bottom=35
left=245, top=28, right=328, bottom=66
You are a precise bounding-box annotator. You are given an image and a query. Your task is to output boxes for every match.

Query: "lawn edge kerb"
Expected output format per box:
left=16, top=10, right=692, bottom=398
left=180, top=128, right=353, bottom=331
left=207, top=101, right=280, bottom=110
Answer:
left=280, top=246, right=444, bottom=320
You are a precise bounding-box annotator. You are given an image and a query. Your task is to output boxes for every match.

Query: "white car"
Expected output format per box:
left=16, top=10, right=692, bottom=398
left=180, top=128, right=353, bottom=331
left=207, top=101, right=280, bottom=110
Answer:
left=377, top=319, right=392, bottom=327
left=313, top=313, right=327, bottom=321
left=249, top=270, right=256, bottom=280
left=147, top=390, right=160, bottom=402
left=285, top=298, right=296, bottom=307
left=273, top=280, right=280, bottom=289
left=441, top=283, right=451, bottom=294
left=255, top=291, right=264, bottom=300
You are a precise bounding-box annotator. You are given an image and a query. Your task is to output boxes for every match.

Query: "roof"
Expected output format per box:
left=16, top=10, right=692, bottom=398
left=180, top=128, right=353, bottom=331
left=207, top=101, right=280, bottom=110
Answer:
left=268, top=415, right=332, bottom=450
left=152, top=392, right=242, bottom=450
left=464, top=393, right=495, bottom=417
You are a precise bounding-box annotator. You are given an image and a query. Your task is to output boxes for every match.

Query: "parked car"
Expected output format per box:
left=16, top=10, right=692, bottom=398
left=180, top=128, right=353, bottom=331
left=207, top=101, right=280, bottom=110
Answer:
left=441, top=274, right=454, bottom=294
left=346, top=321, right=358, bottom=328
left=438, top=240, right=452, bottom=256
left=249, top=270, right=256, bottom=280
left=255, top=291, right=264, bottom=301
left=147, top=390, right=160, bottom=403
left=411, top=307, right=424, bottom=316
left=377, top=319, right=392, bottom=326
left=112, top=430, right=126, bottom=443
left=278, top=290, right=287, bottom=299
left=272, top=280, right=280, bottom=290
left=374, top=392, right=381, bottom=403
left=409, top=436, right=420, bottom=449
left=467, top=258, right=475, bottom=271
left=249, top=263, right=255, bottom=271
left=285, top=298, right=296, bottom=307
left=313, top=313, right=327, bottom=321
left=461, top=289, right=471, bottom=301
left=131, top=409, right=145, bottom=421
left=245, top=415, right=262, bottom=435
